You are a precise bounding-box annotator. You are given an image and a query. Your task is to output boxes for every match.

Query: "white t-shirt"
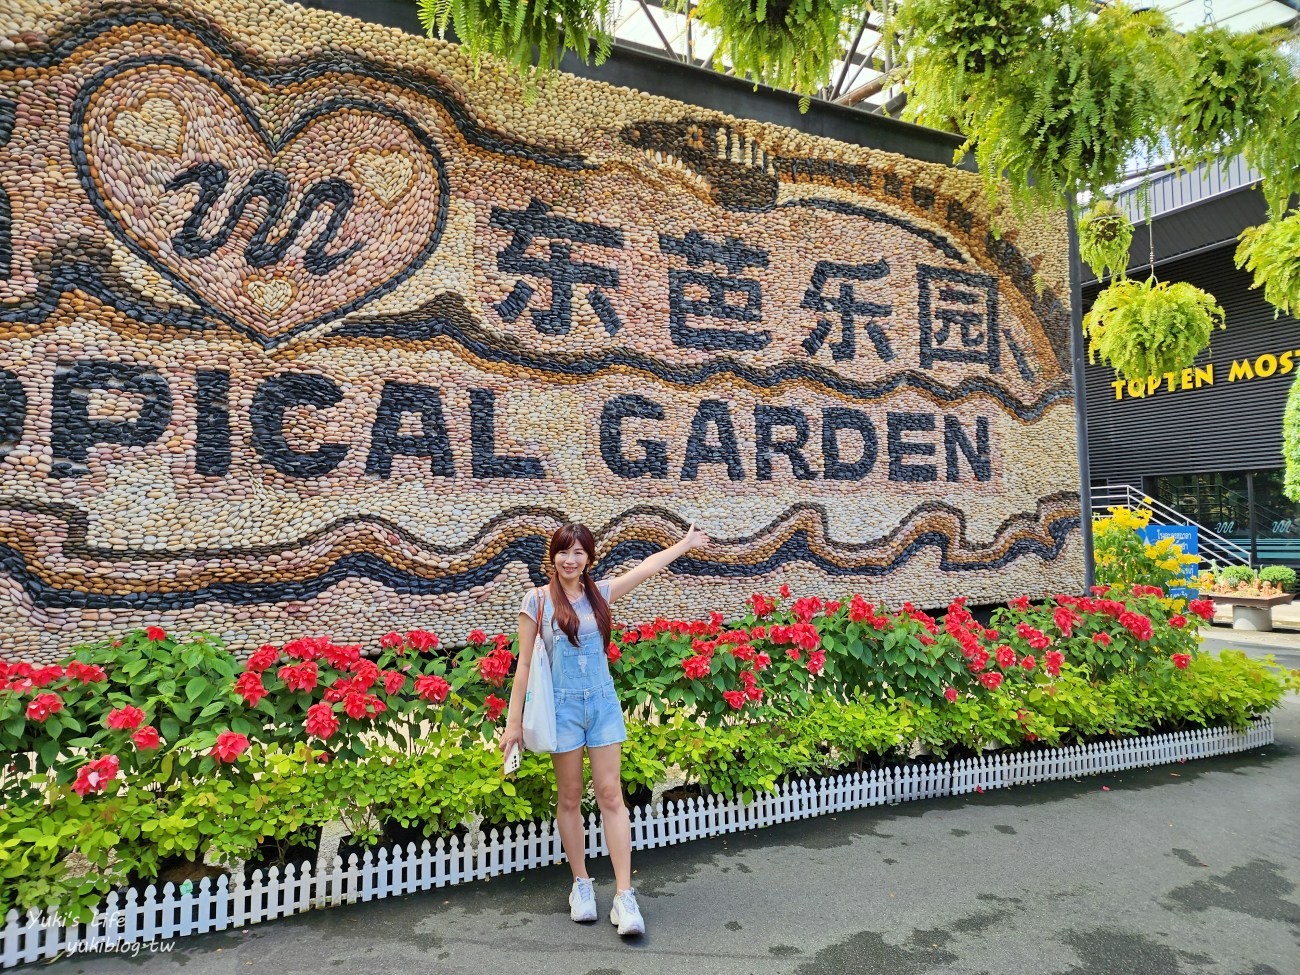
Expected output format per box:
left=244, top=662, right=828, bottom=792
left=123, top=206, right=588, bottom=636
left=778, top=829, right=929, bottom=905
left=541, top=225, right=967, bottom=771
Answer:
left=520, top=580, right=613, bottom=652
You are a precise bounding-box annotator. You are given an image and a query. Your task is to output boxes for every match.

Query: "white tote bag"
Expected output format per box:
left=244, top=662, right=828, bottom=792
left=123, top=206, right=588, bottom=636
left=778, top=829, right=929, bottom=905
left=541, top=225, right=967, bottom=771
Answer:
left=521, top=587, right=558, bottom=753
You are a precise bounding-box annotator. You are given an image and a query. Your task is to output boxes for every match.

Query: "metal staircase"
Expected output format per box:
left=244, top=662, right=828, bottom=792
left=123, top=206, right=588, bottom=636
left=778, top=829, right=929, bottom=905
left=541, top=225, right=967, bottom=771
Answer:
left=1090, top=483, right=1252, bottom=568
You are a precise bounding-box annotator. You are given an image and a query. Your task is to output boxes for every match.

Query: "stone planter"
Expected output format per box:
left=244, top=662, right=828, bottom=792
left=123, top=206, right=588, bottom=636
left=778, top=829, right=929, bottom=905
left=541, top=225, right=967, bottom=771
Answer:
left=1209, top=592, right=1294, bottom=632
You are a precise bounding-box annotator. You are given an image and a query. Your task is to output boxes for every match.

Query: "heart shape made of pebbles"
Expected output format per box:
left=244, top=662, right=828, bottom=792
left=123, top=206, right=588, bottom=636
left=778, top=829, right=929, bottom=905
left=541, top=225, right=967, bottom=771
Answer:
left=72, top=60, right=449, bottom=345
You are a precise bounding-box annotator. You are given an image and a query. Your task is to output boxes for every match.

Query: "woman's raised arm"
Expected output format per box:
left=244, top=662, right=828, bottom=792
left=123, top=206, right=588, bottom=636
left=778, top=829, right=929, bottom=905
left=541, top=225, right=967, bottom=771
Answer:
left=604, top=524, right=710, bottom=604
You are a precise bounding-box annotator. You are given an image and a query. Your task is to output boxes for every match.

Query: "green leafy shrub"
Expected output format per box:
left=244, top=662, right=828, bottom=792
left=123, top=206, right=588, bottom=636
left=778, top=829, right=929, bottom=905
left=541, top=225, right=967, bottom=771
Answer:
left=1083, top=277, right=1225, bottom=382
left=1219, top=564, right=1257, bottom=586
left=1259, top=566, right=1296, bottom=592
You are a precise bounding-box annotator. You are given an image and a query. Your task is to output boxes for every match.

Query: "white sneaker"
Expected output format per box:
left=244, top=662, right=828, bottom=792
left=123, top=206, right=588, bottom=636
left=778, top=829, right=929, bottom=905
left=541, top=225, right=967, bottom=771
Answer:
left=569, top=877, right=597, bottom=922
left=610, top=887, right=645, bottom=936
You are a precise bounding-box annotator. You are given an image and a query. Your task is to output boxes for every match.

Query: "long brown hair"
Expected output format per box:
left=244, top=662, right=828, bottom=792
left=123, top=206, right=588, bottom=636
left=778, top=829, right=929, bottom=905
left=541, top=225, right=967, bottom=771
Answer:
left=547, top=523, right=613, bottom=650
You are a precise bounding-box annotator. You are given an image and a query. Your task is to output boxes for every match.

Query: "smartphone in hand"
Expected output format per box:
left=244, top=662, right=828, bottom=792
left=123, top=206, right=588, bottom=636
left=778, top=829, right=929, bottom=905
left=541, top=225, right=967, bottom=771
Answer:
left=503, top=742, right=521, bottom=776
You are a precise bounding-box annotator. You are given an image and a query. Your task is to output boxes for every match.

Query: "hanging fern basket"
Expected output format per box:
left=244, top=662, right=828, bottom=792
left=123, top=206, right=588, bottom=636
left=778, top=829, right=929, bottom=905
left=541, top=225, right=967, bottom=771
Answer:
left=417, top=0, right=618, bottom=76
left=689, top=0, right=853, bottom=105
left=1077, top=200, right=1134, bottom=281
left=1083, top=277, right=1225, bottom=382
left=1235, top=211, right=1300, bottom=319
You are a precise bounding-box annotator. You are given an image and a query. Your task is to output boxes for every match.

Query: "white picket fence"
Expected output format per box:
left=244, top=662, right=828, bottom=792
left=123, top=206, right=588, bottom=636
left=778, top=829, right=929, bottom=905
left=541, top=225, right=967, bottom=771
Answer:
left=0, top=718, right=1274, bottom=968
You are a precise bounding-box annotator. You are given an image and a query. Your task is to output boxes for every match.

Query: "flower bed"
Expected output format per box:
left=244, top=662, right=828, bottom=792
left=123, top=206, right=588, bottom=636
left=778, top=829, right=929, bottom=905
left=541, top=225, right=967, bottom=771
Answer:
left=0, top=716, right=1276, bottom=968
left=2, top=586, right=1296, bottom=942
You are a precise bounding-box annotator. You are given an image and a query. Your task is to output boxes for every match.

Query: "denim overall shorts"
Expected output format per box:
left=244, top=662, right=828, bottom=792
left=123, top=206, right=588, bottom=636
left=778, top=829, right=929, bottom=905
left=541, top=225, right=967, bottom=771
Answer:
left=547, top=592, right=627, bottom=754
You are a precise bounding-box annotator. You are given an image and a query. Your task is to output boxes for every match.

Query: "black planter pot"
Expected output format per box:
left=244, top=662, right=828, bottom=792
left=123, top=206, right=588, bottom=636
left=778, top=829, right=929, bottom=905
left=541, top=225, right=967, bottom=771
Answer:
left=116, top=850, right=228, bottom=894
left=240, top=825, right=323, bottom=882
left=622, top=783, right=654, bottom=810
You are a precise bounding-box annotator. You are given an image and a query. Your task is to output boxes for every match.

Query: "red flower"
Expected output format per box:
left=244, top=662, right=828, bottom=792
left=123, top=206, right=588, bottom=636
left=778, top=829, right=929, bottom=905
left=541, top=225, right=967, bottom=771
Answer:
left=132, top=725, right=161, bottom=750
left=406, top=629, right=439, bottom=652
left=779, top=584, right=791, bottom=598
left=278, top=661, right=320, bottom=693
left=234, top=671, right=268, bottom=707
left=1172, top=653, right=1192, bottom=670
left=943, top=687, right=958, bottom=703
left=306, top=702, right=340, bottom=741
left=1015, top=623, right=1051, bottom=650
left=995, top=645, right=1017, bottom=670
left=979, top=671, right=1004, bottom=691
left=107, top=705, right=146, bottom=731
left=1020, top=655, right=1036, bottom=671
left=1169, top=614, right=1188, bottom=629
left=31, top=665, right=64, bottom=687
left=145, top=626, right=166, bottom=642
left=382, top=670, right=406, bottom=695
left=744, top=684, right=763, bottom=702
left=682, top=655, right=711, bottom=680
left=1119, top=611, right=1154, bottom=642
left=807, top=649, right=826, bottom=676
left=1090, top=584, right=1112, bottom=597
left=723, top=689, right=745, bottom=710
left=1053, top=605, right=1080, bottom=637
left=210, top=732, right=249, bottom=763
left=1044, top=650, right=1065, bottom=676
left=607, top=642, right=622, bottom=663
left=754, top=652, right=771, bottom=671
left=1009, top=595, right=1030, bottom=612
left=380, top=631, right=403, bottom=649
left=748, top=593, right=776, bottom=618
left=26, top=693, right=63, bottom=722
left=467, top=629, right=488, bottom=645
left=849, top=594, right=872, bottom=622
left=247, top=644, right=279, bottom=672
left=477, top=647, right=515, bottom=687
left=485, top=694, right=508, bottom=722
left=1093, top=632, right=1112, bottom=647
left=343, top=690, right=385, bottom=720
left=1188, top=598, right=1216, bottom=622
left=350, top=658, right=380, bottom=689
left=415, top=674, right=450, bottom=704
left=72, top=755, right=120, bottom=796
left=284, top=636, right=330, bottom=660
left=65, top=661, right=107, bottom=684
left=620, top=628, right=640, bottom=645
left=786, top=647, right=803, bottom=662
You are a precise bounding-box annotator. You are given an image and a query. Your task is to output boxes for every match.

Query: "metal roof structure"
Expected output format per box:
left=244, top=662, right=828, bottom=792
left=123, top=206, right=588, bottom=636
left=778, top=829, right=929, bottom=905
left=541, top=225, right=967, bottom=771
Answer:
left=609, top=0, right=1300, bottom=112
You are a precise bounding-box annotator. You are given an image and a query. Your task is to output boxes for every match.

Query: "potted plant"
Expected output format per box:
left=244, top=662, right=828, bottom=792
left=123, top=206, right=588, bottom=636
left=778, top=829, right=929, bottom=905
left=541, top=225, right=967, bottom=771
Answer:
left=1078, top=200, right=1135, bottom=281
left=1083, top=277, right=1225, bottom=382
left=1235, top=211, right=1300, bottom=319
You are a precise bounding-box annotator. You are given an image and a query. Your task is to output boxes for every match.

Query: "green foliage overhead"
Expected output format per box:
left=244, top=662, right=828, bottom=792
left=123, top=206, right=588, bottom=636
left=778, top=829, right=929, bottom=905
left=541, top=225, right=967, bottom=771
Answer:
left=893, top=0, right=1069, bottom=128
left=1173, top=26, right=1300, bottom=220
left=961, top=5, right=1188, bottom=213
left=1078, top=199, right=1135, bottom=281
left=1083, top=276, right=1225, bottom=382
left=1235, top=210, right=1300, bottom=319
left=417, top=0, right=617, bottom=75
left=686, top=0, right=858, bottom=105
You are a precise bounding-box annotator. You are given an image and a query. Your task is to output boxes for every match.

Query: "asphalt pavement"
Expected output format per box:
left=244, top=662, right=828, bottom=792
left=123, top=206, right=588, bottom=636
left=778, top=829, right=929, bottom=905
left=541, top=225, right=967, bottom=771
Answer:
left=34, top=629, right=1300, bottom=975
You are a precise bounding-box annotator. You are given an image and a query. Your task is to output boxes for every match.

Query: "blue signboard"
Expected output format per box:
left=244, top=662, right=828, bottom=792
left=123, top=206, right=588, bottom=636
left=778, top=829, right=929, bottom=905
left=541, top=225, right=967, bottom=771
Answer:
left=1137, top=524, right=1199, bottom=601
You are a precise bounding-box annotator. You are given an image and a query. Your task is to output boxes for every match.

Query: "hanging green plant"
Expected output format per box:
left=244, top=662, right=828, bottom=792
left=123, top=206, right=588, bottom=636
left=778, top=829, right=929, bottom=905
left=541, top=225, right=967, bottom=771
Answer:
left=417, top=0, right=617, bottom=77
left=1171, top=26, right=1300, bottom=220
left=895, top=0, right=1077, bottom=129
left=1235, top=211, right=1300, bottom=319
left=1083, top=277, right=1225, bottom=382
left=686, top=0, right=856, bottom=107
left=1282, top=371, right=1300, bottom=502
left=961, top=4, right=1188, bottom=213
left=1077, top=200, right=1134, bottom=281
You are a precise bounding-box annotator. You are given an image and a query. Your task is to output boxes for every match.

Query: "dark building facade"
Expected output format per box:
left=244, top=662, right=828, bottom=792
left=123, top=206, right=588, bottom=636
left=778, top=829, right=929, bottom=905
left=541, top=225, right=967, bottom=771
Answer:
left=1083, top=172, right=1300, bottom=567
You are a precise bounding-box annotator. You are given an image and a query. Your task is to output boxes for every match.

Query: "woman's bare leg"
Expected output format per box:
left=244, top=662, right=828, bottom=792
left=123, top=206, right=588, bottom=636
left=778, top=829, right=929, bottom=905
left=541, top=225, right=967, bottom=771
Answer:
left=552, top=747, right=589, bottom=880
left=588, top=743, right=632, bottom=891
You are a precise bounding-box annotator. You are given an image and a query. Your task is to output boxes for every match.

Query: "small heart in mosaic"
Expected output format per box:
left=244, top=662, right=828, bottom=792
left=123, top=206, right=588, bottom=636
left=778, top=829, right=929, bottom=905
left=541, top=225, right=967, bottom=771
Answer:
left=245, top=277, right=295, bottom=314
left=73, top=60, right=448, bottom=344
left=351, top=149, right=416, bottom=208
left=111, top=96, right=185, bottom=154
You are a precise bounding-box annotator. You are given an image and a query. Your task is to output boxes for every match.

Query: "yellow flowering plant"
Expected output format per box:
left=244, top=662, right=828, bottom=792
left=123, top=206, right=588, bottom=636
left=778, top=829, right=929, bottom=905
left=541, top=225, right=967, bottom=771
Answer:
left=1092, top=504, right=1199, bottom=602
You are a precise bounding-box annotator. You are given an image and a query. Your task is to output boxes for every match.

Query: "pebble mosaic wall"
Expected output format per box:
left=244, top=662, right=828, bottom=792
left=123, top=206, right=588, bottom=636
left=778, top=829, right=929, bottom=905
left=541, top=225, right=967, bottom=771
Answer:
left=0, top=0, right=1083, bottom=658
